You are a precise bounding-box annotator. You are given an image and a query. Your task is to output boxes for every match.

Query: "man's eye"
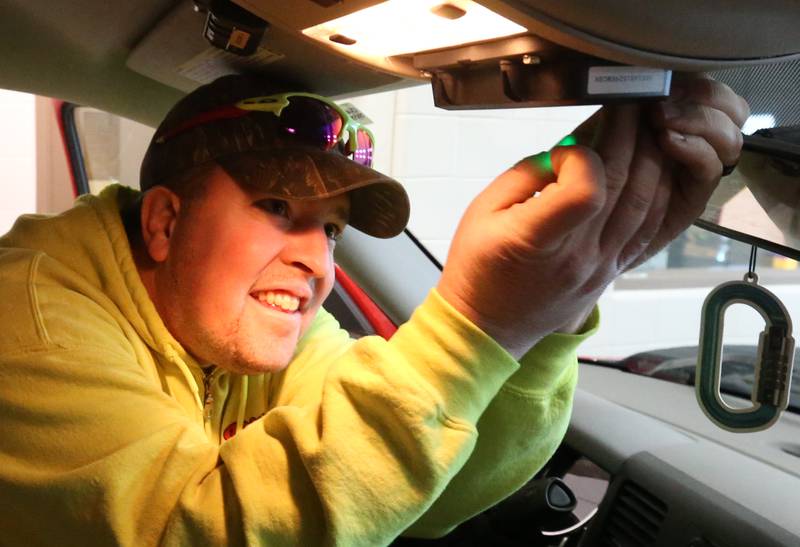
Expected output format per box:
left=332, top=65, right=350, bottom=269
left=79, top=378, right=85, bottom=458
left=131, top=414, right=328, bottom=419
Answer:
left=259, top=199, right=289, bottom=217
left=325, top=223, right=343, bottom=242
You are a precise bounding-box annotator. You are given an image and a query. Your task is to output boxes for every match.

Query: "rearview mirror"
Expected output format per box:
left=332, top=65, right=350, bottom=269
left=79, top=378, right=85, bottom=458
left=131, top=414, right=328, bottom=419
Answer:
left=696, top=127, right=800, bottom=260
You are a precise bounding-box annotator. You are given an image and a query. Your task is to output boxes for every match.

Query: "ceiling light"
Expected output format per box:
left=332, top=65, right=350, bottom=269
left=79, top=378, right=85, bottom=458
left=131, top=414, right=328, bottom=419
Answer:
left=302, top=0, right=526, bottom=57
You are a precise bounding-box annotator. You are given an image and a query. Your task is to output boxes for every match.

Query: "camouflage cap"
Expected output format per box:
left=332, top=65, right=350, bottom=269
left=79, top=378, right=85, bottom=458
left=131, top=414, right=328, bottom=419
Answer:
left=139, top=75, right=410, bottom=238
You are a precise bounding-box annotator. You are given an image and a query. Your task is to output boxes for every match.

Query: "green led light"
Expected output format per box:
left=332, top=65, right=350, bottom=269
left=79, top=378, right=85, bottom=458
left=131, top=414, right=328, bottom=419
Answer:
left=523, top=134, right=577, bottom=175
left=556, top=134, right=577, bottom=147
left=526, top=151, right=552, bottom=173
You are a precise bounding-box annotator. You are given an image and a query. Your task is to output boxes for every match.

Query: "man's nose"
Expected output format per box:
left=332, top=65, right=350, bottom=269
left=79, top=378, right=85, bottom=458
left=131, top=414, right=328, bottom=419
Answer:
left=282, top=226, right=331, bottom=278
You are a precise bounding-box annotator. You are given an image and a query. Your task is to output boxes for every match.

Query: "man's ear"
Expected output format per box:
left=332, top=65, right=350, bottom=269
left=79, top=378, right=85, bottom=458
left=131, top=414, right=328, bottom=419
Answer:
left=140, top=186, right=182, bottom=263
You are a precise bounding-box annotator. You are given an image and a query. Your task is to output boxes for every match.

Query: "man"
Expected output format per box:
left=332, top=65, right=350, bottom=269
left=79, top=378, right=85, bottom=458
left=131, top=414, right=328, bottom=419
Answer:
left=0, top=74, right=748, bottom=545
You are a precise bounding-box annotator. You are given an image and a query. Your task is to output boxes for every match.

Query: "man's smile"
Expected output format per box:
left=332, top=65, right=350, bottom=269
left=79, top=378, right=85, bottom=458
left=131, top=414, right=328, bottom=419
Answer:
left=251, top=289, right=305, bottom=314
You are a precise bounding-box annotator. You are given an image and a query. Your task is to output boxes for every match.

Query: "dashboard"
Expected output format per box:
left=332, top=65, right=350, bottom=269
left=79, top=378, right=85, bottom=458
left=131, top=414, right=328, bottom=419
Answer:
left=566, top=365, right=800, bottom=547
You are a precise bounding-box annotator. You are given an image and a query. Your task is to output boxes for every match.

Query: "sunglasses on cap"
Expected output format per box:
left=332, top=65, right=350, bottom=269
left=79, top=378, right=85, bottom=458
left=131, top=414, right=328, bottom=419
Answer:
left=155, top=92, right=375, bottom=167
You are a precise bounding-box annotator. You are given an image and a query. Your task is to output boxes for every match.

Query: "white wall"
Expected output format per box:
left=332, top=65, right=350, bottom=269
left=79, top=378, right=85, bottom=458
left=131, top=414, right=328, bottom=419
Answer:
left=0, top=90, right=37, bottom=234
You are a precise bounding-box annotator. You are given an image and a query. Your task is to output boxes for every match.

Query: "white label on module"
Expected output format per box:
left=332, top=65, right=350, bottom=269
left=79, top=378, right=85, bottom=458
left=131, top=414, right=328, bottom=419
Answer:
left=587, top=67, right=671, bottom=95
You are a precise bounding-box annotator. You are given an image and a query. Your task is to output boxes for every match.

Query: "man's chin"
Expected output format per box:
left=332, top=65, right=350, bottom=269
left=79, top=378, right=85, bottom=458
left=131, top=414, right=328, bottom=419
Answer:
left=195, top=317, right=303, bottom=375
left=218, top=340, right=298, bottom=375
left=217, top=352, right=290, bottom=375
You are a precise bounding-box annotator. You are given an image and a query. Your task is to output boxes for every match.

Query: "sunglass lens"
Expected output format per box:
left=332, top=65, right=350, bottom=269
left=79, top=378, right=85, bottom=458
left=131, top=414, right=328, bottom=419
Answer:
left=352, top=128, right=374, bottom=167
left=279, top=96, right=343, bottom=150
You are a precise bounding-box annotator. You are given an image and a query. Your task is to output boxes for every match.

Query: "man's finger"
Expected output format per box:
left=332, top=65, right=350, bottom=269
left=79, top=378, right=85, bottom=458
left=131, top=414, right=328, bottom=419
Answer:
left=507, top=146, right=606, bottom=249
left=618, top=168, right=673, bottom=270
left=473, top=153, right=559, bottom=213
left=599, top=123, right=663, bottom=257
left=671, top=74, right=751, bottom=128
left=591, top=104, right=642, bottom=221
left=655, top=129, right=722, bottom=239
left=651, top=102, right=744, bottom=166
left=659, top=129, right=723, bottom=188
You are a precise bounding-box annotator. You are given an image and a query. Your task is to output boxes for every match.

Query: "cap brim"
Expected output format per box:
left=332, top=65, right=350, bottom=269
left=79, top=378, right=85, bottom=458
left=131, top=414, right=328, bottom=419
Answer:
left=218, top=147, right=410, bottom=239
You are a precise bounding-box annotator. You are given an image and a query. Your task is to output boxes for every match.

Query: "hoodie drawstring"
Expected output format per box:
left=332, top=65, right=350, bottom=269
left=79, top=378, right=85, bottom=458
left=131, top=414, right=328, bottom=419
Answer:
left=236, top=375, right=249, bottom=435
left=164, top=345, right=203, bottom=413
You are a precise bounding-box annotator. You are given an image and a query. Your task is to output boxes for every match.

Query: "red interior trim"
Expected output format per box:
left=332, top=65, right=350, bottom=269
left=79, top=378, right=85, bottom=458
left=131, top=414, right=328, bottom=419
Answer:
left=52, top=99, right=80, bottom=198
left=334, top=264, right=397, bottom=339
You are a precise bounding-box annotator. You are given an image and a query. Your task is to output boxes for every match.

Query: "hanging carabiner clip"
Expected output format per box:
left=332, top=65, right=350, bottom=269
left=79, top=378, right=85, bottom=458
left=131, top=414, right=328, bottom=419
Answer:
left=696, top=270, right=795, bottom=432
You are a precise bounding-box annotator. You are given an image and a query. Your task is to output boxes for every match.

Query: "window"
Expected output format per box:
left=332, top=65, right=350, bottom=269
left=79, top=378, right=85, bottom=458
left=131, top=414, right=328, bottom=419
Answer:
left=71, top=106, right=155, bottom=193
left=0, top=89, right=36, bottom=233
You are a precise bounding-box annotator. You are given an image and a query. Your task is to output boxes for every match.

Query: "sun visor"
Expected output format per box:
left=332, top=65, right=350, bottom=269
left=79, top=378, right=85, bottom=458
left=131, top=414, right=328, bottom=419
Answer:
left=506, top=0, right=800, bottom=69
left=126, top=0, right=408, bottom=98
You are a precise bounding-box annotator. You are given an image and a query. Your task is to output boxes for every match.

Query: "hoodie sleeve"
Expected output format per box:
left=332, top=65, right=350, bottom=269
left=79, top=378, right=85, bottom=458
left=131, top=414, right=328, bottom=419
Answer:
left=280, top=289, right=598, bottom=539
left=0, top=257, right=522, bottom=546
left=405, top=296, right=599, bottom=537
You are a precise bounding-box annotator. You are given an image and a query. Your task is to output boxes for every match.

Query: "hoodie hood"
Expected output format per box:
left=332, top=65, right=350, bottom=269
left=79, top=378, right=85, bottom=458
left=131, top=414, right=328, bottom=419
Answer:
left=0, top=185, right=209, bottom=417
left=1, top=185, right=190, bottom=363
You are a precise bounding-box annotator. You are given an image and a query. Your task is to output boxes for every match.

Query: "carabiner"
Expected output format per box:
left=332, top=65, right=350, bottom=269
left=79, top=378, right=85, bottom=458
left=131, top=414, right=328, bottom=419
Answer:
left=696, top=274, right=795, bottom=432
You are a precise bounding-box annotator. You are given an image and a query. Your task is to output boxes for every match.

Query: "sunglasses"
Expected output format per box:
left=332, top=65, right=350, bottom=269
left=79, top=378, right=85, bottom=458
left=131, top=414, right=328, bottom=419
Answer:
left=156, top=92, right=375, bottom=167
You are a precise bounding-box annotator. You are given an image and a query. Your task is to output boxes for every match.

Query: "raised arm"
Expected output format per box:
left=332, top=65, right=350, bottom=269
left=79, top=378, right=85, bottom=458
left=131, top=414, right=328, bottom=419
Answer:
left=437, top=76, right=749, bottom=358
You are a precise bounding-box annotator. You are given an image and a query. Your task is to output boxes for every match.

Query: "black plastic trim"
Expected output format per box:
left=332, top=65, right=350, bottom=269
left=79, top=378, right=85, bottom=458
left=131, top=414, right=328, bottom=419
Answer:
left=693, top=133, right=800, bottom=261
left=403, top=228, right=443, bottom=271
left=693, top=219, right=800, bottom=263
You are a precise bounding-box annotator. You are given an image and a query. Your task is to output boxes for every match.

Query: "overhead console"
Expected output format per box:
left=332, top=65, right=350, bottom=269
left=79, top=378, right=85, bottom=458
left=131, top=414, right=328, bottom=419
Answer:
left=127, top=0, right=800, bottom=105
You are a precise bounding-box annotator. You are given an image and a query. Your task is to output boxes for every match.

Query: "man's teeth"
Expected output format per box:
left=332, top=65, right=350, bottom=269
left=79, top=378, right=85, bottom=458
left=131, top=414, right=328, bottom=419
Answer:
left=257, top=291, right=300, bottom=312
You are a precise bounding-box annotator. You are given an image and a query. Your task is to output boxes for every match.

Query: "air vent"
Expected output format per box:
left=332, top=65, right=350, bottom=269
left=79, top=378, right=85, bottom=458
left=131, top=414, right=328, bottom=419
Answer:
left=602, top=481, right=668, bottom=546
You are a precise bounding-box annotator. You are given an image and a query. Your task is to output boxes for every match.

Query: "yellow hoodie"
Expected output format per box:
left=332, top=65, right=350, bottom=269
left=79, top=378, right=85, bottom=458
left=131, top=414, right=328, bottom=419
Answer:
left=0, top=185, right=595, bottom=546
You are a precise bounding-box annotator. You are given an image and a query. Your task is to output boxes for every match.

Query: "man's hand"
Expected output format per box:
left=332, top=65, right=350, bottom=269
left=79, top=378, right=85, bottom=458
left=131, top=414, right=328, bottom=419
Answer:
left=437, top=76, right=750, bottom=359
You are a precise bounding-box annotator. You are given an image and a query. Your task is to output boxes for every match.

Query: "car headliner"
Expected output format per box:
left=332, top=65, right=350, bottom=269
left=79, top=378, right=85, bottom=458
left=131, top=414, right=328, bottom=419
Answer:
left=2, top=0, right=800, bottom=126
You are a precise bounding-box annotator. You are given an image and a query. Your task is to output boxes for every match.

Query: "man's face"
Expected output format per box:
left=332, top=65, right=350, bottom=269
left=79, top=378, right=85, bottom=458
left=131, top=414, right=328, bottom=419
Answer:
left=151, top=165, right=349, bottom=374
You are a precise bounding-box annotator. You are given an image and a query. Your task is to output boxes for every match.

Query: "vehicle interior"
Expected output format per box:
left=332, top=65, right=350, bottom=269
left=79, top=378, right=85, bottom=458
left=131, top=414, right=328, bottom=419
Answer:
left=3, top=1, right=800, bottom=545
